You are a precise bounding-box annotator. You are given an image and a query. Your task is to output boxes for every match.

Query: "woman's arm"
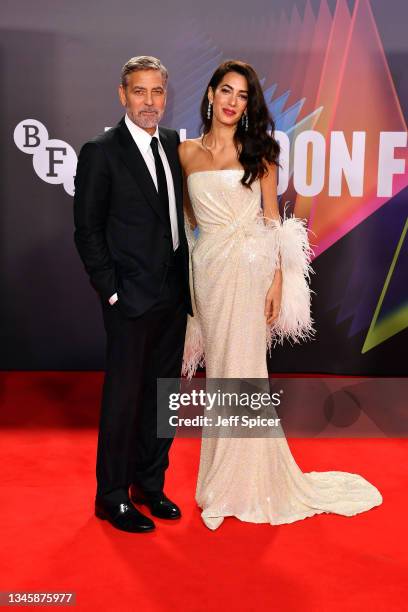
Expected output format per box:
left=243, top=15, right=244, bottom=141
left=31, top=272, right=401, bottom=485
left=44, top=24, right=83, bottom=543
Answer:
left=178, top=140, right=198, bottom=231
left=260, top=162, right=282, bottom=325
left=260, top=162, right=281, bottom=221
left=177, top=140, right=204, bottom=379
left=260, top=162, right=315, bottom=348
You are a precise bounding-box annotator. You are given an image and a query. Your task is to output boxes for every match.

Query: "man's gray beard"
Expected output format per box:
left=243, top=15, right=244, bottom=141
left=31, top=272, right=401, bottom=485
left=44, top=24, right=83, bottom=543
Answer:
left=129, top=109, right=164, bottom=130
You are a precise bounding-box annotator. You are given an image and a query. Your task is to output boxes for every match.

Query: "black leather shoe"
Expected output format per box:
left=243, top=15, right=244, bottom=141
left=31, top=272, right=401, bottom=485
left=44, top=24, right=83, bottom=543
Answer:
left=95, top=498, right=155, bottom=533
left=129, top=485, right=181, bottom=520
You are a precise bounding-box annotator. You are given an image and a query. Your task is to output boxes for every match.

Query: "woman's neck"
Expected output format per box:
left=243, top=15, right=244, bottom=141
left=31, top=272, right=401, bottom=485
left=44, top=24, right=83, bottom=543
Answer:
left=204, top=121, right=236, bottom=151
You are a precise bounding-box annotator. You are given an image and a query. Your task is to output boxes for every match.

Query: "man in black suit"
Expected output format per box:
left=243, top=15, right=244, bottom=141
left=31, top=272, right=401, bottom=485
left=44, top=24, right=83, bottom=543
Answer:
left=74, top=56, right=192, bottom=533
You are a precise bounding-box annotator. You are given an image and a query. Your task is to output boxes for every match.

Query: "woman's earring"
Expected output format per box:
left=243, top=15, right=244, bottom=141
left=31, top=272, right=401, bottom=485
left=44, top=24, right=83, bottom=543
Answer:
left=241, top=113, right=248, bottom=130
left=207, top=101, right=212, bottom=120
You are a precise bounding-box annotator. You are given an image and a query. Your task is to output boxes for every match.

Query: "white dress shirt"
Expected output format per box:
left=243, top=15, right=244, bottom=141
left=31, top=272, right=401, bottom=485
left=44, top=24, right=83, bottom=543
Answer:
left=109, top=114, right=180, bottom=305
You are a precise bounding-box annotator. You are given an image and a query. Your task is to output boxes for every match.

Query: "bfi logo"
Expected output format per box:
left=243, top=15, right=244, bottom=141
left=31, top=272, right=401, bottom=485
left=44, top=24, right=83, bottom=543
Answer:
left=14, top=119, right=77, bottom=196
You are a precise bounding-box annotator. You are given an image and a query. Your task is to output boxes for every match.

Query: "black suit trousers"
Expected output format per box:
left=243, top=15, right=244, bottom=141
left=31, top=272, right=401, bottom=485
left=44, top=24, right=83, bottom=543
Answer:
left=96, top=252, right=187, bottom=504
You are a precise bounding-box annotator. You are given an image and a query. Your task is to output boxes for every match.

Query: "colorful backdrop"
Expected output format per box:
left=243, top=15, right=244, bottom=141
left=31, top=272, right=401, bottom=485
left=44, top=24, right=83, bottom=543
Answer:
left=2, top=0, right=407, bottom=374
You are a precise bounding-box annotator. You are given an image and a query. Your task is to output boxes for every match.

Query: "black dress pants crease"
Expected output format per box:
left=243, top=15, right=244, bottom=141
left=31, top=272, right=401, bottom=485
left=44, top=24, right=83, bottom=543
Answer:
left=96, top=251, right=187, bottom=505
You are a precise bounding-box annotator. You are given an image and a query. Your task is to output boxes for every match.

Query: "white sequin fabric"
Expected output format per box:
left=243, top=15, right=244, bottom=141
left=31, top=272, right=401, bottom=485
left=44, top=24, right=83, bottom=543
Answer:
left=185, top=169, right=383, bottom=530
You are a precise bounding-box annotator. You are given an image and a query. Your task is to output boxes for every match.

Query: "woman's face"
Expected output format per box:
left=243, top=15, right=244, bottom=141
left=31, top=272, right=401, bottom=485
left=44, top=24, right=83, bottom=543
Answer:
left=208, top=71, right=248, bottom=127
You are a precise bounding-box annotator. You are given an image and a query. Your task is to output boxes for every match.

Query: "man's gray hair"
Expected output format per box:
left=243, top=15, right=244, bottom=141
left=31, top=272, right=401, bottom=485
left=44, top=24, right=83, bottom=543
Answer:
left=121, top=56, right=168, bottom=88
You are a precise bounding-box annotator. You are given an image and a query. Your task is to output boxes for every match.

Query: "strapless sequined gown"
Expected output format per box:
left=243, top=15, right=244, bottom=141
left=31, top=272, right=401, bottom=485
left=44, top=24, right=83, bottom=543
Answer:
left=186, top=169, right=382, bottom=530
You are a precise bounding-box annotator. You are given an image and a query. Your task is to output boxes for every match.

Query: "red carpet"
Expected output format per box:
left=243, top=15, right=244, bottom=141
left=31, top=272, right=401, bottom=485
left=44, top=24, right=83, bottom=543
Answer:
left=0, top=372, right=406, bottom=611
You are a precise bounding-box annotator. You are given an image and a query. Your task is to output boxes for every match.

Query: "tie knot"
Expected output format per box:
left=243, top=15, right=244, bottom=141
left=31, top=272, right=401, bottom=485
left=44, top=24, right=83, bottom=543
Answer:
left=150, top=136, right=159, bottom=153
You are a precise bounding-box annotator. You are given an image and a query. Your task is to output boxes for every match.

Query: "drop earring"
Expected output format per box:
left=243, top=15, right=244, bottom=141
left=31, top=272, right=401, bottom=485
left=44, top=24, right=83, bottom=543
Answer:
left=207, top=101, right=212, bottom=120
left=242, top=113, right=249, bottom=131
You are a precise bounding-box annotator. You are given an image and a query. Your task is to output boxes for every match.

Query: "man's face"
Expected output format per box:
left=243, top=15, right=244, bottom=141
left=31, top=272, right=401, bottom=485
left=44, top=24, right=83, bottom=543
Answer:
left=119, top=69, right=167, bottom=133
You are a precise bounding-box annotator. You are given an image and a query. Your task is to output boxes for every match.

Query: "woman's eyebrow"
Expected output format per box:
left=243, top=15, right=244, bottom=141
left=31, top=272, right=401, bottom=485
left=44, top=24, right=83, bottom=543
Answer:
left=221, top=83, right=248, bottom=93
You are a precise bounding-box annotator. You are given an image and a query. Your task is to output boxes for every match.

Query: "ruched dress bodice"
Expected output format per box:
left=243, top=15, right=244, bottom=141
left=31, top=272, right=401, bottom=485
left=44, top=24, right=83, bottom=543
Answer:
left=187, top=170, right=276, bottom=378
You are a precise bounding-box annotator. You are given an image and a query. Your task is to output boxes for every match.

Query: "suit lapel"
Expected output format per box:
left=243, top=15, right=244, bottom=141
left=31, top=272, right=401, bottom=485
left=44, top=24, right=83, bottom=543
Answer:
left=116, top=118, right=168, bottom=227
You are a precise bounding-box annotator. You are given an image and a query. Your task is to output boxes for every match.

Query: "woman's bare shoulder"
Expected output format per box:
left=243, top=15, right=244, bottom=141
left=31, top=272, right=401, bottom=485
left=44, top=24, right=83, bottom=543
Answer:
left=178, top=137, right=203, bottom=164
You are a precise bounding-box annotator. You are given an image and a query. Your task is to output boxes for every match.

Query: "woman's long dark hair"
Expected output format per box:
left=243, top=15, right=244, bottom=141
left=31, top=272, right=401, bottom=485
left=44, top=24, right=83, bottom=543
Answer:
left=200, top=60, right=281, bottom=188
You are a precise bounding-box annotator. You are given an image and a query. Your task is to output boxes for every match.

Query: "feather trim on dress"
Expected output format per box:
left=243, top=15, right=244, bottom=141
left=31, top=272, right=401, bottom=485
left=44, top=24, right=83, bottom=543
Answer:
left=262, top=211, right=316, bottom=352
left=182, top=220, right=205, bottom=380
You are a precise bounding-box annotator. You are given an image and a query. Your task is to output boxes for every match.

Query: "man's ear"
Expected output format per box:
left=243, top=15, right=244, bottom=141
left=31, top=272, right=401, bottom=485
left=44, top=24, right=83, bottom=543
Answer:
left=118, top=85, right=126, bottom=107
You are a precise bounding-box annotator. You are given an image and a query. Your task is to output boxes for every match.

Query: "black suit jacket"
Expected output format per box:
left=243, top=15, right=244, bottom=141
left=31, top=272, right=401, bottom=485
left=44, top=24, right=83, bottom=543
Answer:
left=73, top=117, right=193, bottom=318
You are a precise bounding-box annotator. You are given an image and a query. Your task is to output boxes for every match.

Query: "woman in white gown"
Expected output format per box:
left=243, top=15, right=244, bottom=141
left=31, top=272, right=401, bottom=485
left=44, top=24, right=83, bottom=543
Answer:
left=178, top=60, right=382, bottom=530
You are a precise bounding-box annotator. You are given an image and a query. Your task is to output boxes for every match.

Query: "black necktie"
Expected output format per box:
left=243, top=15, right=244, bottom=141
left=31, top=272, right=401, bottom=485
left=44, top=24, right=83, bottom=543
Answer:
left=150, top=136, right=171, bottom=229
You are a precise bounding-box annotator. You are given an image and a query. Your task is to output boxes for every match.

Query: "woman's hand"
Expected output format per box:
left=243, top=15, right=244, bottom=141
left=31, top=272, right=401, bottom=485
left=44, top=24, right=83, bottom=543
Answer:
left=264, top=271, right=282, bottom=325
